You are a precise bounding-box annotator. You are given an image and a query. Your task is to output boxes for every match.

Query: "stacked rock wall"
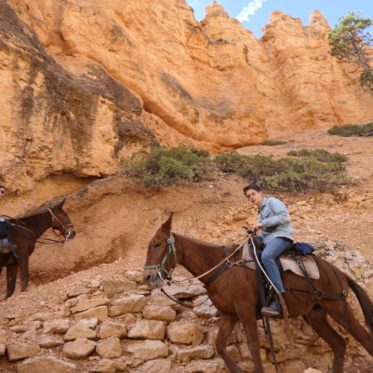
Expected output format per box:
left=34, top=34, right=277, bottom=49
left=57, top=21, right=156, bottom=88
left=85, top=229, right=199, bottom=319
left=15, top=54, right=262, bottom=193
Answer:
left=0, top=241, right=372, bottom=372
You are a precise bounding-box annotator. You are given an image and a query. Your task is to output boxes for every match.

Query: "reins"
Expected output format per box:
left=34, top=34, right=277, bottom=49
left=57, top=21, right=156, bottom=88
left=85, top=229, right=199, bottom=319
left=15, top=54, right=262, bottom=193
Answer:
left=2, top=210, right=70, bottom=244
left=172, top=238, right=248, bottom=284
left=145, top=234, right=250, bottom=308
left=146, top=234, right=249, bottom=286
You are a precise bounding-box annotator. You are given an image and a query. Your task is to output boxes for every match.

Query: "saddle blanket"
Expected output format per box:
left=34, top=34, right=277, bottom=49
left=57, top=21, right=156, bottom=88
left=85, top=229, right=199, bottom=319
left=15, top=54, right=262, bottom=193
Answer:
left=242, top=242, right=320, bottom=280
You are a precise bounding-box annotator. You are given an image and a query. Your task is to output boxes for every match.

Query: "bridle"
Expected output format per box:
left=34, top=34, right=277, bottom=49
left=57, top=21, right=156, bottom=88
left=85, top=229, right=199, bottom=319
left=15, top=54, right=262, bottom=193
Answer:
left=48, top=209, right=74, bottom=241
left=144, top=234, right=177, bottom=283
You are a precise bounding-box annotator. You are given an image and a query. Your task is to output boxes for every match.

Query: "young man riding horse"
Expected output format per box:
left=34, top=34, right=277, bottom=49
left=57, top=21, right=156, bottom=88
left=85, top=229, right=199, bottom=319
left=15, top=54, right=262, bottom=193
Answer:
left=0, top=185, right=17, bottom=258
left=243, top=183, right=294, bottom=317
left=0, top=185, right=6, bottom=238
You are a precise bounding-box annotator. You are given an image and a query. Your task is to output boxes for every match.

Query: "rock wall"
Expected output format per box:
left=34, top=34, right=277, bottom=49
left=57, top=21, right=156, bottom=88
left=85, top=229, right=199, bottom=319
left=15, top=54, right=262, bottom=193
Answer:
left=1, top=0, right=373, bottom=193
left=0, top=241, right=372, bottom=372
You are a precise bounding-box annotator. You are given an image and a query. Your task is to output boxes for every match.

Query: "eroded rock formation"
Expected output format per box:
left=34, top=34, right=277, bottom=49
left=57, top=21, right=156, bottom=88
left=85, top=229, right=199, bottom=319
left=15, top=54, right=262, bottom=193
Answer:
left=1, top=0, right=373, bottom=192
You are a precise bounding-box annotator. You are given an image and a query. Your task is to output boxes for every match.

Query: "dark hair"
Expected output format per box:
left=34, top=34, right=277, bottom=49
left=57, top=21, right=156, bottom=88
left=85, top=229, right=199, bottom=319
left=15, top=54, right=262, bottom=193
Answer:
left=243, top=183, right=262, bottom=195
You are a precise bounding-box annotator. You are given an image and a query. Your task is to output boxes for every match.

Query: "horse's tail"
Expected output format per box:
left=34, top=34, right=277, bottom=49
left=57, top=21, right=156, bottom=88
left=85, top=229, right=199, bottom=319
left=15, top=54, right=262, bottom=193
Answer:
left=346, top=273, right=373, bottom=335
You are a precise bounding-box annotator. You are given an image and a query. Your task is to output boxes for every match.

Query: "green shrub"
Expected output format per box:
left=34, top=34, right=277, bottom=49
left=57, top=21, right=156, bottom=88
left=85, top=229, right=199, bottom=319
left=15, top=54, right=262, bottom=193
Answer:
left=287, top=148, right=347, bottom=163
left=327, top=123, right=373, bottom=137
left=214, top=153, right=280, bottom=178
left=124, top=146, right=353, bottom=192
left=214, top=152, right=350, bottom=192
left=259, top=140, right=287, bottom=146
left=122, top=146, right=213, bottom=187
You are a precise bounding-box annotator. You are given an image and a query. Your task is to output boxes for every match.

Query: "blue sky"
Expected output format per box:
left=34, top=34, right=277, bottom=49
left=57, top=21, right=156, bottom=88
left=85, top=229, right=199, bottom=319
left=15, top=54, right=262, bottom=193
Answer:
left=186, top=0, right=373, bottom=38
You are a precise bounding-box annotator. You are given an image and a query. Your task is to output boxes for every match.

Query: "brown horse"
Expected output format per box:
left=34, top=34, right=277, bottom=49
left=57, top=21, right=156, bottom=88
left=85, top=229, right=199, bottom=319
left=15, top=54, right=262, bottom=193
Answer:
left=0, top=199, right=76, bottom=298
left=143, top=214, right=373, bottom=373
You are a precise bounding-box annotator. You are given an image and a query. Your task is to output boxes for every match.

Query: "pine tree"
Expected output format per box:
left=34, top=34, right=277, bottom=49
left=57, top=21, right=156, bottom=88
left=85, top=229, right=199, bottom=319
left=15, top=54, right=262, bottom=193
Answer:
left=329, top=12, right=373, bottom=92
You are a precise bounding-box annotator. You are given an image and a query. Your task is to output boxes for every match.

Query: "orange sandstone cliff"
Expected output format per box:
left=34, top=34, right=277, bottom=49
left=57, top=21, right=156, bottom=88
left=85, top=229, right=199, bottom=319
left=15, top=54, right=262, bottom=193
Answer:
left=1, top=0, right=372, bottom=192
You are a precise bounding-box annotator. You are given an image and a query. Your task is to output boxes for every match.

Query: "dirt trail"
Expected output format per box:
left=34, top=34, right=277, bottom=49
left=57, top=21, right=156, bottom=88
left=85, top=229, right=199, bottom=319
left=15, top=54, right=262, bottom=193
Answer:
left=0, top=129, right=372, bottom=318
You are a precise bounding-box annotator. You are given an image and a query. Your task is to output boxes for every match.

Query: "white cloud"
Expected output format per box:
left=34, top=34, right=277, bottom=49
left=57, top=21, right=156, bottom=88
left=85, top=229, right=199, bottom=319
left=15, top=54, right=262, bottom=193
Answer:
left=236, top=0, right=268, bottom=23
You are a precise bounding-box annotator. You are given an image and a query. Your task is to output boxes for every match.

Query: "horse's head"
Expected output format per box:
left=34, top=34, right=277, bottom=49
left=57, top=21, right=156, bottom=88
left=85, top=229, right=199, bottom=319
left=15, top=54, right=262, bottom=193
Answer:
left=49, top=199, right=76, bottom=240
left=143, top=213, right=176, bottom=288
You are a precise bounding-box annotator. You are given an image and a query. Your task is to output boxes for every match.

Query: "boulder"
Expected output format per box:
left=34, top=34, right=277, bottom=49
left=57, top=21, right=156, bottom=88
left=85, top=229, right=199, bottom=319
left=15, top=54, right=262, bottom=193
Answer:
left=167, top=321, right=204, bottom=345
left=109, top=295, right=147, bottom=316
left=16, top=356, right=76, bottom=373
left=127, top=319, right=165, bottom=340
left=127, top=340, right=169, bottom=361
left=102, top=279, right=137, bottom=297
left=63, top=338, right=96, bottom=359
left=142, top=305, right=176, bottom=322
left=74, top=306, right=109, bottom=323
left=7, top=344, right=40, bottom=362
left=64, top=324, right=97, bottom=341
left=43, top=319, right=70, bottom=334
left=99, top=320, right=127, bottom=339
left=96, top=337, right=122, bottom=358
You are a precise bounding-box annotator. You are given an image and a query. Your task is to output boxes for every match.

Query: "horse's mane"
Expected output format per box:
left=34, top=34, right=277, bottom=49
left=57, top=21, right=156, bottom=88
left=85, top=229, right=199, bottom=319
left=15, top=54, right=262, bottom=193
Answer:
left=17, top=197, right=65, bottom=219
left=173, top=232, right=224, bottom=250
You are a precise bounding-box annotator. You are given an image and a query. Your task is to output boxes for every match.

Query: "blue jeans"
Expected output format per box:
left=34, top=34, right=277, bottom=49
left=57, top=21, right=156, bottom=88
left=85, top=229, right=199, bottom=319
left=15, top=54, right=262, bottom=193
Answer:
left=261, top=237, right=291, bottom=293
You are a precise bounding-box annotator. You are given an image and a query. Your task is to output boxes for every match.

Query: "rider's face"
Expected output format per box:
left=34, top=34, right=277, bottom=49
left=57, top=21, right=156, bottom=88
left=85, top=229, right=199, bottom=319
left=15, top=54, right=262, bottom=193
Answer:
left=245, top=189, right=264, bottom=207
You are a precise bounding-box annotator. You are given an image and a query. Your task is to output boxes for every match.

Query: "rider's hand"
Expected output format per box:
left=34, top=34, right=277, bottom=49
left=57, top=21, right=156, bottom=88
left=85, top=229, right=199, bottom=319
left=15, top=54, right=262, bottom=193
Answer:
left=244, top=224, right=261, bottom=235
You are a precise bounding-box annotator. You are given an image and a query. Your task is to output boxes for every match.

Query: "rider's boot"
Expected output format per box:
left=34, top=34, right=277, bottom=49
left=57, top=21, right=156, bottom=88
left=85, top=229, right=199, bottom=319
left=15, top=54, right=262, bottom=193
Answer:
left=261, top=299, right=281, bottom=317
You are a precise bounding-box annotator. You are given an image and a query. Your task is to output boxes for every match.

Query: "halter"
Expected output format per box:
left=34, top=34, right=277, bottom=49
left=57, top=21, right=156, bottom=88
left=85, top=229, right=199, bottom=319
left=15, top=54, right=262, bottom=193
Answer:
left=144, top=234, right=177, bottom=282
left=48, top=209, right=74, bottom=240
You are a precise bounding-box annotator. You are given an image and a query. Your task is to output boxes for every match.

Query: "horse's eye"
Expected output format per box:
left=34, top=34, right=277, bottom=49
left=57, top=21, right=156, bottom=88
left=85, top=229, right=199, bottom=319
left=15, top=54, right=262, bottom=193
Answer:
left=154, top=243, right=161, bottom=248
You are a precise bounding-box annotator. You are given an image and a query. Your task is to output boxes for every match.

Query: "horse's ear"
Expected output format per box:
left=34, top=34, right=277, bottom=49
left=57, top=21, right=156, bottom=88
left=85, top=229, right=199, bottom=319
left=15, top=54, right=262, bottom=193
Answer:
left=161, top=213, right=173, bottom=233
left=57, top=198, right=66, bottom=209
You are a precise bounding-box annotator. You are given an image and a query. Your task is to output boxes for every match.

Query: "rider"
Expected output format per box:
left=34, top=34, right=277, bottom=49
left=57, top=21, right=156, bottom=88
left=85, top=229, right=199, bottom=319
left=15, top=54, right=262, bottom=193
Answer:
left=243, top=183, right=294, bottom=317
left=0, top=185, right=17, bottom=257
left=0, top=185, right=9, bottom=239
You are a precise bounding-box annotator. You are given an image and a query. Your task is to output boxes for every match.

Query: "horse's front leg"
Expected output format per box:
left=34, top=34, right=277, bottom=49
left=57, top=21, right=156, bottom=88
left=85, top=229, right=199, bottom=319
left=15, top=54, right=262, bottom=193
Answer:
left=17, top=246, right=30, bottom=291
left=216, top=312, right=242, bottom=373
left=236, top=302, right=265, bottom=373
left=18, top=253, right=30, bottom=292
left=6, top=264, right=17, bottom=298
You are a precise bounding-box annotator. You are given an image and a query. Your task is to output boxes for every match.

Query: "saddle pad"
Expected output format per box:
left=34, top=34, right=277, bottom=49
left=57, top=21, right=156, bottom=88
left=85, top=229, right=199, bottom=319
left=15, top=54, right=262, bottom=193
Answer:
left=280, top=256, right=320, bottom=280
left=242, top=241, right=320, bottom=279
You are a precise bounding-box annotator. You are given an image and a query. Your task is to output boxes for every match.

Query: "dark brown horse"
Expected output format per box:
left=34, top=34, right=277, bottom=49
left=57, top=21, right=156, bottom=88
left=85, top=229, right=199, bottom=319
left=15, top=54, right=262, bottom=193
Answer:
left=144, top=214, right=373, bottom=373
left=0, top=199, right=76, bottom=298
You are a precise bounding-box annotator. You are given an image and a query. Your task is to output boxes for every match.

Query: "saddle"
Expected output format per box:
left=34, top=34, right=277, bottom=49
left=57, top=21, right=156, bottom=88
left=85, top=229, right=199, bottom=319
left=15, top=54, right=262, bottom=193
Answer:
left=0, top=220, right=17, bottom=259
left=0, top=238, right=12, bottom=253
left=242, top=240, right=320, bottom=280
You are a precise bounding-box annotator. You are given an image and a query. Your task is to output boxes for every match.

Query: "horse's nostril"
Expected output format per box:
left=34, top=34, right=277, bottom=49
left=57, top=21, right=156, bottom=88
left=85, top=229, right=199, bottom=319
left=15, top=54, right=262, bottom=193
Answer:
left=143, top=274, right=152, bottom=284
